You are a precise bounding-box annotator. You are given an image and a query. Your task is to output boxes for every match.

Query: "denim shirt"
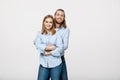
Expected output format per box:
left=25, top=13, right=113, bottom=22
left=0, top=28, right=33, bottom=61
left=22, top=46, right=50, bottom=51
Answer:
left=55, top=26, right=70, bottom=56
left=34, top=31, right=63, bottom=68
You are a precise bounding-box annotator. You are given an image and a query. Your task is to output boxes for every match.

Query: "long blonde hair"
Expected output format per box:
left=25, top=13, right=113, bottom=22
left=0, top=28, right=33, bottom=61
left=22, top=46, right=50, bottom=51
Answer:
left=41, top=15, right=56, bottom=35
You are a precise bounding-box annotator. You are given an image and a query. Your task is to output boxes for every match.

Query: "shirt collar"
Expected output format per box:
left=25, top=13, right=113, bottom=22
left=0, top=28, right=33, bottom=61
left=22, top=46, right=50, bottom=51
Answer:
left=55, top=26, right=64, bottom=31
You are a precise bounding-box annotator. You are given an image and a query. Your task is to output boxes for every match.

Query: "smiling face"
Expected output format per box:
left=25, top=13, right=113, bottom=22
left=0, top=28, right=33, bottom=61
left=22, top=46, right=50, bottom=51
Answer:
left=54, top=10, right=65, bottom=24
left=54, top=9, right=67, bottom=28
left=44, top=17, right=53, bottom=30
left=41, top=15, right=56, bottom=35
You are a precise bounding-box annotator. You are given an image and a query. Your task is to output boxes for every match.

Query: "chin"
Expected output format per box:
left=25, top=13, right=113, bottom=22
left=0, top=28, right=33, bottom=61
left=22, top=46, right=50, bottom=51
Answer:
left=56, top=21, right=62, bottom=24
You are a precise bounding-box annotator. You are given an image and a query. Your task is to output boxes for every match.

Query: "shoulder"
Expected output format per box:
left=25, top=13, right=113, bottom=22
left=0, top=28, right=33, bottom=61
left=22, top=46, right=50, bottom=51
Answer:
left=61, top=26, right=70, bottom=31
left=36, top=31, right=42, bottom=36
left=63, top=27, right=70, bottom=33
left=65, top=27, right=70, bottom=31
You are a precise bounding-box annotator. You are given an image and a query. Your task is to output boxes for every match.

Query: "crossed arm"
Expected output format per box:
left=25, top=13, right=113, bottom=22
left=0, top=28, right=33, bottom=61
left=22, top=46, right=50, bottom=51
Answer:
left=44, top=44, right=56, bottom=56
left=45, top=28, right=70, bottom=56
left=34, top=28, right=70, bottom=56
left=34, top=32, right=63, bottom=57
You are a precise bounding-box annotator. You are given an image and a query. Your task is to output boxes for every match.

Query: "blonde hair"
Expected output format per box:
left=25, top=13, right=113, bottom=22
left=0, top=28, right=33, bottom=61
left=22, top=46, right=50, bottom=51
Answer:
left=41, top=15, right=56, bottom=35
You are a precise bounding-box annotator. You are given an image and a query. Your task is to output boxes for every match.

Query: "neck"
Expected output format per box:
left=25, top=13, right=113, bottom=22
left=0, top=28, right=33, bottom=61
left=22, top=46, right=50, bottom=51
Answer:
left=56, top=23, right=61, bottom=28
left=46, top=30, right=51, bottom=33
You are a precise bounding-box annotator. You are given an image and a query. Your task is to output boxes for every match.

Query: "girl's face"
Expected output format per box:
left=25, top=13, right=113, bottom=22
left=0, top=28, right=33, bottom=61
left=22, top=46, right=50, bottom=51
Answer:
left=55, top=11, right=64, bottom=24
left=44, top=18, right=53, bottom=30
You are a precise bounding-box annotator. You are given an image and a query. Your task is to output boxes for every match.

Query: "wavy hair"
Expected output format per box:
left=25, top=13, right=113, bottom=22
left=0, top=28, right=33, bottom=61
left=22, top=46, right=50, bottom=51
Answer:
left=41, top=15, right=56, bottom=35
left=54, top=9, right=67, bottom=28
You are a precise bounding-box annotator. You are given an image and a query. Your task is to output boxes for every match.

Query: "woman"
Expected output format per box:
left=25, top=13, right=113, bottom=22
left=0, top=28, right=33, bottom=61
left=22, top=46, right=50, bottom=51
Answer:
left=34, top=15, right=63, bottom=80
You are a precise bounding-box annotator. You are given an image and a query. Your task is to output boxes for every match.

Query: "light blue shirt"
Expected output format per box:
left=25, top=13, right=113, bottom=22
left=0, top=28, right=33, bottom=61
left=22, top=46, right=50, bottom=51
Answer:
left=56, top=26, right=70, bottom=56
left=34, top=31, right=63, bottom=68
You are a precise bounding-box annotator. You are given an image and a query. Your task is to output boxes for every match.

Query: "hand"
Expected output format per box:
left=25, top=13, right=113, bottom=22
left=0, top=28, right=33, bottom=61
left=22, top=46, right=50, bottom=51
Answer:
left=44, top=51, right=51, bottom=56
left=45, top=44, right=56, bottom=50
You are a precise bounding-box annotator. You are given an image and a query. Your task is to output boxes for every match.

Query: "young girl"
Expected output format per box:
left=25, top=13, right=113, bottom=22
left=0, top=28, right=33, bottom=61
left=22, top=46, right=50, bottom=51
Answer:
left=34, top=15, right=63, bottom=80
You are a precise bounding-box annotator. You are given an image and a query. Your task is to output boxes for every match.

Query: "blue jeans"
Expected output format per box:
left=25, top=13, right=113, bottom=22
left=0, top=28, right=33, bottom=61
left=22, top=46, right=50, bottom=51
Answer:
left=47, top=56, right=68, bottom=80
left=37, top=63, right=62, bottom=80
left=60, top=56, right=68, bottom=80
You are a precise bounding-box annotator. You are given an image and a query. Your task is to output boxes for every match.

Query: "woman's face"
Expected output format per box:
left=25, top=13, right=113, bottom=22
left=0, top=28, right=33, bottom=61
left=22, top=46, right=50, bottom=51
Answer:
left=44, top=17, right=53, bottom=30
left=55, top=11, right=64, bottom=24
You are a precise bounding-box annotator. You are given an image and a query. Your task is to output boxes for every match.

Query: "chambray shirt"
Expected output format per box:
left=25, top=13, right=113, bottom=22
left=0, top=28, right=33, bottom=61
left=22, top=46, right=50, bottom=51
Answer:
left=55, top=26, right=70, bottom=56
left=34, top=31, right=63, bottom=68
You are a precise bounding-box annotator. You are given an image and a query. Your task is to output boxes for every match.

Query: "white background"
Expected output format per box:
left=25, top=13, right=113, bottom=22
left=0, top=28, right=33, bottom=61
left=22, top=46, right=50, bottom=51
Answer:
left=0, top=0, right=120, bottom=80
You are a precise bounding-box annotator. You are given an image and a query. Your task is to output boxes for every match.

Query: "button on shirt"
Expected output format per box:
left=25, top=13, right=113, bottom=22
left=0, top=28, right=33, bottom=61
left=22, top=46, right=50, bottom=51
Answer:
left=34, top=31, right=63, bottom=68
